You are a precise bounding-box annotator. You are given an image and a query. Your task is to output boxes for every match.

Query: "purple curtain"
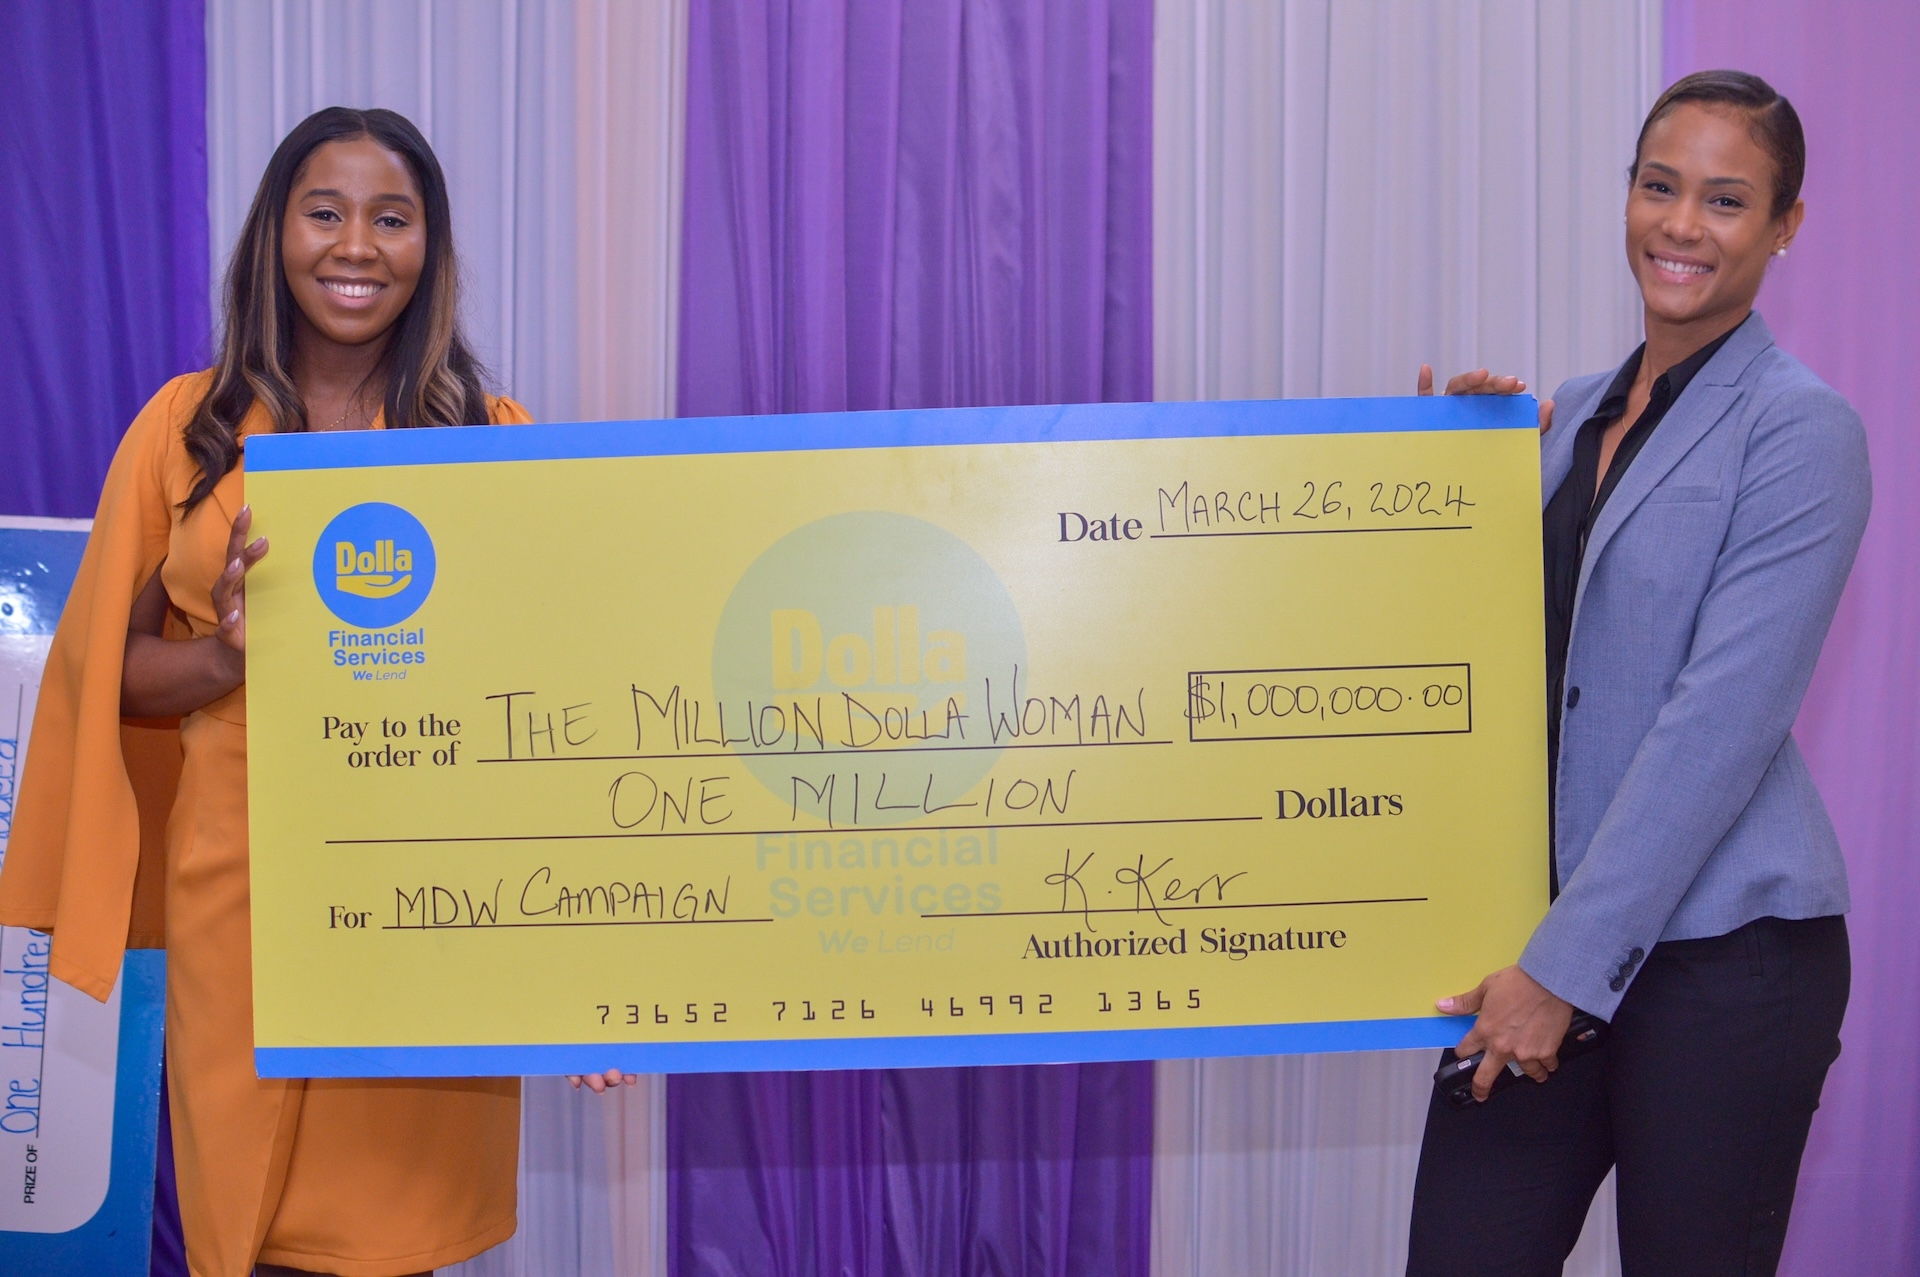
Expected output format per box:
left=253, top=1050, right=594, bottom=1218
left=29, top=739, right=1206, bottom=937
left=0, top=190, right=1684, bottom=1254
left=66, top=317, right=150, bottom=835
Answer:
left=1664, top=6, right=1920, bottom=1273
left=0, top=0, right=210, bottom=519
left=1, top=2, right=204, bottom=1270
left=671, top=1065, right=1152, bottom=1276
left=676, top=0, right=1153, bottom=416
left=672, top=3, right=1155, bottom=1273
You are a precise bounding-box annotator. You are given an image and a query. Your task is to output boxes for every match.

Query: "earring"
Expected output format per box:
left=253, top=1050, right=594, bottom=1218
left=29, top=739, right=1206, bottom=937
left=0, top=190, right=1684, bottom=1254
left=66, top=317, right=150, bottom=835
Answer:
left=1774, top=246, right=1788, bottom=257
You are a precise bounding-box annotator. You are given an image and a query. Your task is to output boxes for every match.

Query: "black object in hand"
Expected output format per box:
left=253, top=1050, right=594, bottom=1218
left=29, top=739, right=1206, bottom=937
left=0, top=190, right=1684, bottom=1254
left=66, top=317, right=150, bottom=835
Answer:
left=1434, top=1012, right=1608, bottom=1108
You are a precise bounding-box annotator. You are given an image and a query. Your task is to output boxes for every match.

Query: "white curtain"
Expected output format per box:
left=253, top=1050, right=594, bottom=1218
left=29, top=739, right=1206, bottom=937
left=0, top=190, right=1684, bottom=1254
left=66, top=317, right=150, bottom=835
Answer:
left=1153, top=1055, right=1619, bottom=1277
left=1150, top=3, right=1661, bottom=1273
left=570, top=0, right=686, bottom=423
left=205, top=3, right=683, bottom=1273
left=1154, top=0, right=1661, bottom=402
left=450, top=1077, right=668, bottom=1277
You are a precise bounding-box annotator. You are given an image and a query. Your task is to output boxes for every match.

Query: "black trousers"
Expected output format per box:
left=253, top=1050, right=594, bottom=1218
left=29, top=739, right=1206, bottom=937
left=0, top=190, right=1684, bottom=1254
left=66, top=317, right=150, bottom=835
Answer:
left=1406, top=915, right=1849, bottom=1277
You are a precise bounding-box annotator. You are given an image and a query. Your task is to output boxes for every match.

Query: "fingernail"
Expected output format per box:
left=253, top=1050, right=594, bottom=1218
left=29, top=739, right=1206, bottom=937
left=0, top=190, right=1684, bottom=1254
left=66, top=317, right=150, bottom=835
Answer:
left=1437, top=998, right=1455, bottom=1011
left=227, top=611, right=240, bottom=625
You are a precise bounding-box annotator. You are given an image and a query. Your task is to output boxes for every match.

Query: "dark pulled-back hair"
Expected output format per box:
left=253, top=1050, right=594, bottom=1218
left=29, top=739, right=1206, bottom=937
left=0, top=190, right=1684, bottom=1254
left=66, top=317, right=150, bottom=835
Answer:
left=1632, top=70, right=1806, bottom=220
left=182, top=106, right=490, bottom=510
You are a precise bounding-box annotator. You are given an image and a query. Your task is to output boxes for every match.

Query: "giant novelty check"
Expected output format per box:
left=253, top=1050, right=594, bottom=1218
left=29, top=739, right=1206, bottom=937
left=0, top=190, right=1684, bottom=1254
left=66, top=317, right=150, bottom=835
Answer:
left=245, top=398, right=1548, bottom=1077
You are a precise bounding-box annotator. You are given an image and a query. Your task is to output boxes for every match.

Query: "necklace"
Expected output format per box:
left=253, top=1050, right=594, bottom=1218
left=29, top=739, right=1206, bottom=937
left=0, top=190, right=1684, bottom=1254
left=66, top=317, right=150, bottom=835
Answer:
left=319, top=389, right=375, bottom=432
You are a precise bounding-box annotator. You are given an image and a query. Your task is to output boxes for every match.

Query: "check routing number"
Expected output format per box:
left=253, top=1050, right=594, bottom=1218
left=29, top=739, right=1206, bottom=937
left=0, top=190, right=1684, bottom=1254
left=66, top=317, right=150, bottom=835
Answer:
left=244, top=397, right=1548, bottom=1077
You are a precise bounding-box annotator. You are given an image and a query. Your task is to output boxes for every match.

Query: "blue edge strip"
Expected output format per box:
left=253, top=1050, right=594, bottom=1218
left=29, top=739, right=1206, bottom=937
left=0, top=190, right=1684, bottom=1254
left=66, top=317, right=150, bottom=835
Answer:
left=257, top=1017, right=1470, bottom=1078
left=245, top=395, right=1535, bottom=471
left=249, top=395, right=1522, bottom=1077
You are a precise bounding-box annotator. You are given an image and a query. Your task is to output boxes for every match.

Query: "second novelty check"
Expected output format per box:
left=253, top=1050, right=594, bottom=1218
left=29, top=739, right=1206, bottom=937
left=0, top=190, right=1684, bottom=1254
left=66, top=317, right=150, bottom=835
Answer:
left=244, top=396, right=1549, bottom=1077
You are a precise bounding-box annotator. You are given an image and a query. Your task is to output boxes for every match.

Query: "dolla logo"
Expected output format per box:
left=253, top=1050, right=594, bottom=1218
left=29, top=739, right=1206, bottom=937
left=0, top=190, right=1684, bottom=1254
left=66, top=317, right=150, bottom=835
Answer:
left=311, top=502, right=437, bottom=627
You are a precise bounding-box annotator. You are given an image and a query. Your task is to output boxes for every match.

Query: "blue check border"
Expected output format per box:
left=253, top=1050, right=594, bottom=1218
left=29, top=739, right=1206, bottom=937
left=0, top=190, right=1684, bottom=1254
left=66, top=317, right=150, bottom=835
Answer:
left=255, top=1015, right=1470, bottom=1078
left=245, top=395, right=1535, bottom=472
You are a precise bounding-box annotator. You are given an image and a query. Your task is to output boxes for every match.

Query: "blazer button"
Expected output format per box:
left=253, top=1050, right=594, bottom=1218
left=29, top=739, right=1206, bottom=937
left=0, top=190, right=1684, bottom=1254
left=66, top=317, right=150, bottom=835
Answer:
left=1628, top=947, right=1645, bottom=964
left=1566, top=686, right=1581, bottom=708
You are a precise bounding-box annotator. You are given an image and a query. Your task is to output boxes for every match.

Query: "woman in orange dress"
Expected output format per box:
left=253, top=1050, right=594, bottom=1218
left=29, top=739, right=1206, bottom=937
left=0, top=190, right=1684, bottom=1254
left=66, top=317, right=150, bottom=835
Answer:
left=0, top=107, right=627, bottom=1277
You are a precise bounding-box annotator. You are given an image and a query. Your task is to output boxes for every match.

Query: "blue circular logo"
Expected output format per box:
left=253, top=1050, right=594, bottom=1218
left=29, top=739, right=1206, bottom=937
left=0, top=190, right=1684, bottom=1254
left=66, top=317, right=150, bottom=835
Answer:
left=311, top=502, right=437, bottom=627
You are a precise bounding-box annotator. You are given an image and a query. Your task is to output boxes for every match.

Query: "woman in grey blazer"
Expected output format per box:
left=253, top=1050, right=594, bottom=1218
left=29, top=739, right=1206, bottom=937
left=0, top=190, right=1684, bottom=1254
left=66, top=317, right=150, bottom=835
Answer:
left=1405, top=71, right=1870, bottom=1277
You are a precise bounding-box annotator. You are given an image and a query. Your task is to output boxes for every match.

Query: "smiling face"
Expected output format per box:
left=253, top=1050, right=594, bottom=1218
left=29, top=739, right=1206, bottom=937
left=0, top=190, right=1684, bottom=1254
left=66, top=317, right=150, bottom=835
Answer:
left=1627, top=102, right=1804, bottom=339
left=281, top=136, right=427, bottom=351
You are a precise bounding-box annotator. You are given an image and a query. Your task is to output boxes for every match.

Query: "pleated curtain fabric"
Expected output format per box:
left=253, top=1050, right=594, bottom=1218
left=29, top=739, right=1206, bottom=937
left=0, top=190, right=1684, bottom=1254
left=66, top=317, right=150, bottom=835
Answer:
left=669, top=2, right=1157, bottom=1273
left=0, top=0, right=210, bottom=521
left=1148, top=4, right=1659, bottom=1274
left=675, top=0, right=1153, bottom=416
left=1152, top=0, right=1660, bottom=404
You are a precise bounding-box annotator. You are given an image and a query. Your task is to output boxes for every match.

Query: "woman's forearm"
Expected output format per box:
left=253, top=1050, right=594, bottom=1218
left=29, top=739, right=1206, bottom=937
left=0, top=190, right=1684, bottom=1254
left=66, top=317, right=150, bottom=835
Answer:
left=121, top=632, right=245, bottom=718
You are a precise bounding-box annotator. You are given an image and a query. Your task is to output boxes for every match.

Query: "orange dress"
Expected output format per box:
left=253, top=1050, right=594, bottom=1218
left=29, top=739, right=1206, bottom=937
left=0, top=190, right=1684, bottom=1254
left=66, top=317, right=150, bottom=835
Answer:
left=0, top=372, right=526, bottom=1276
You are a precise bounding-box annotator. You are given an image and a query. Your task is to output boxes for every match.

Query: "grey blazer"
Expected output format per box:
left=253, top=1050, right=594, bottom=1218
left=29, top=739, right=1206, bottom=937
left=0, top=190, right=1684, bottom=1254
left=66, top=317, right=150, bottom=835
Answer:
left=1518, top=313, right=1871, bottom=1018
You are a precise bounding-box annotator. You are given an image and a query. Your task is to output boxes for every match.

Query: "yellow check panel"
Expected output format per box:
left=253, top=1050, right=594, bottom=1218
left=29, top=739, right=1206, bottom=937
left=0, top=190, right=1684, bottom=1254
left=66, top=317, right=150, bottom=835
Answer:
left=245, top=426, right=1548, bottom=1057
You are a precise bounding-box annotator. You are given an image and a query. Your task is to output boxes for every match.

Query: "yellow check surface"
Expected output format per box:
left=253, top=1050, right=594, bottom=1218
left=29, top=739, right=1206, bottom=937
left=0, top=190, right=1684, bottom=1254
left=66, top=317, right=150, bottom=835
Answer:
left=244, top=398, right=1547, bottom=1076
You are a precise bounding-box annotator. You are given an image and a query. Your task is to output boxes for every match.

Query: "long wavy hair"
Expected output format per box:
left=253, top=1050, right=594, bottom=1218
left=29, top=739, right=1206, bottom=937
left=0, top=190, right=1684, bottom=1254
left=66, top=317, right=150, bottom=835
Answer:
left=182, top=106, right=490, bottom=510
